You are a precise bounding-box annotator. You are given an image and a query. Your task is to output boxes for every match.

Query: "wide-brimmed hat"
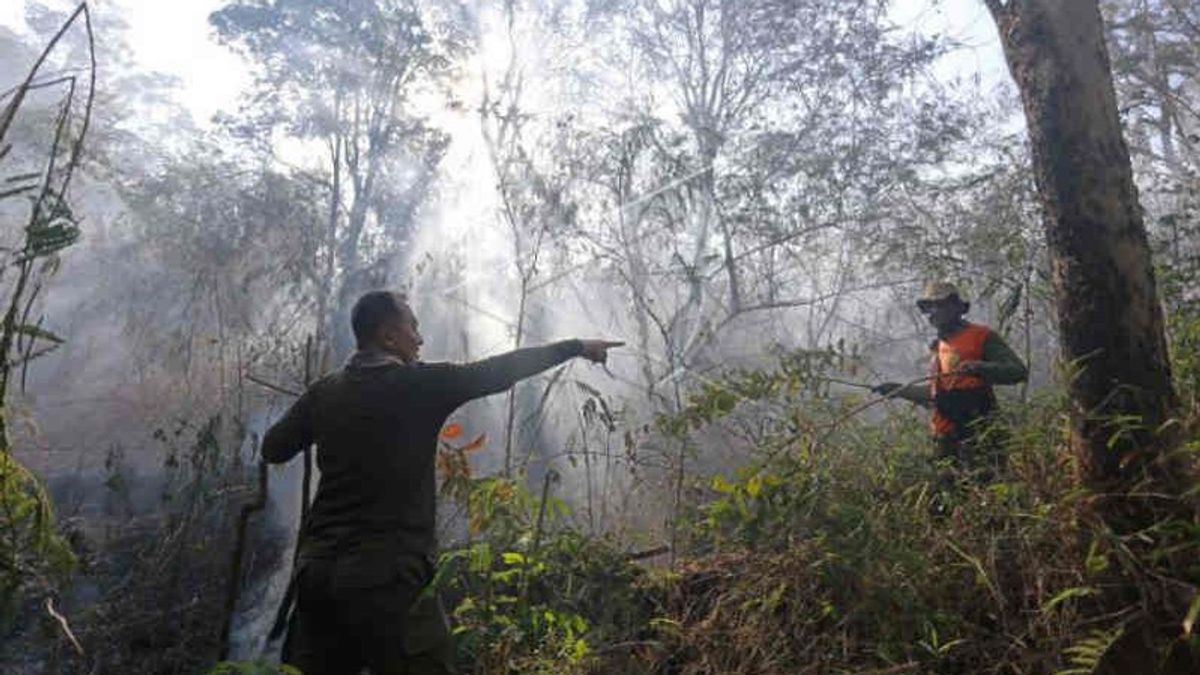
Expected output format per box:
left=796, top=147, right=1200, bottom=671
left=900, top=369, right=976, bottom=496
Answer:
left=916, top=281, right=967, bottom=310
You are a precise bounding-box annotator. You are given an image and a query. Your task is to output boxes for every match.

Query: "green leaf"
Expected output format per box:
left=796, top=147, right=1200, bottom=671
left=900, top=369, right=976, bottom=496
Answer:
left=1041, top=586, right=1098, bottom=613
left=569, top=636, right=590, bottom=661
left=711, top=475, right=735, bottom=494
left=746, top=474, right=763, bottom=499
left=1085, top=538, right=1110, bottom=575
left=1058, top=628, right=1121, bottom=674
left=938, top=638, right=967, bottom=654
left=23, top=201, right=80, bottom=259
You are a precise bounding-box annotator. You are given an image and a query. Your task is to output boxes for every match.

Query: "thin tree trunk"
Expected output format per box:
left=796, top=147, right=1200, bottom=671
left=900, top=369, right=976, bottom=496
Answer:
left=986, top=0, right=1178, bottom=487
left=317, top=131, right=342, bottom=359
left=503, top=281, right=528, bottom=477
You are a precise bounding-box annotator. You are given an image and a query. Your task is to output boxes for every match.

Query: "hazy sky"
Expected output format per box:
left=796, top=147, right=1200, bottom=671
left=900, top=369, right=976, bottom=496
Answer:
left=893, top=0, right=1007, bottom=84
left=1, top=0, right=243, bottom=122
left=2, top=0, right=1009, bottom=128
left=107, top=0, right=246, bottom=119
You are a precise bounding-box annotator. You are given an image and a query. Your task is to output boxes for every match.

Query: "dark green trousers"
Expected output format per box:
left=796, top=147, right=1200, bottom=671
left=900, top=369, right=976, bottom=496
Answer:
left=282, top=553, right=455, bottom=675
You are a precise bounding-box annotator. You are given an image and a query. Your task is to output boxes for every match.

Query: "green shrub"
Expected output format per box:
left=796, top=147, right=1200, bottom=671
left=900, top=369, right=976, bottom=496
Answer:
left=435, top=454, right=656, bottom=673
left=0, top=450, right=75, bottom=632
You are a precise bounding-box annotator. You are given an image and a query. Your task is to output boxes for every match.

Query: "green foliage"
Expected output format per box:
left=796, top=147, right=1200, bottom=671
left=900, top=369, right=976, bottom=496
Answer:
left=1056, top=628, right=1122, bottom=675
left=436, top=460, right=654, bottom=674
left=655, top=342, right=863, bottom=437
left=1161, top=261, right=1200, bottom=410
left=416, top=348, right=1200, bottom=673
left=0, top=7, right=91, bottom=639
left=638, top=358, right=1200, bottom=673
left=703, top=467, right=785, bottom=547
left=22, top=197, right=81, bottom=260
left=0, top=452, right=75, bottom=630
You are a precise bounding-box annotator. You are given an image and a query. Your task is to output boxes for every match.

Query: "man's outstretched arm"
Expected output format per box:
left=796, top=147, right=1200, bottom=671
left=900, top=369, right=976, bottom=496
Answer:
left=261, top=391, right=313, bottom=463
left=427, top=339, right=622, bottom=409
left=872, top=381, right=933, bottom=407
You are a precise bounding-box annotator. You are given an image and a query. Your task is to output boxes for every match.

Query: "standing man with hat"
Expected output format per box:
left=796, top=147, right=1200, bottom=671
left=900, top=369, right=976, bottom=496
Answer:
left=873, top=281, right=1028, bottom=467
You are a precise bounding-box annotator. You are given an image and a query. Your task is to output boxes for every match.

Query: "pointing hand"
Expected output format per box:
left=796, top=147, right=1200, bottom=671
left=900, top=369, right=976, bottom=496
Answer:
left=579, top=339, right=624, bottom=365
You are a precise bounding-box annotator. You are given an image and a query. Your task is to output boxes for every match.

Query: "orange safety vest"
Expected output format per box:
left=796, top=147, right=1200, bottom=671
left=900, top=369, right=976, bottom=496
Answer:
left=928, top=322, right=994, bottom=438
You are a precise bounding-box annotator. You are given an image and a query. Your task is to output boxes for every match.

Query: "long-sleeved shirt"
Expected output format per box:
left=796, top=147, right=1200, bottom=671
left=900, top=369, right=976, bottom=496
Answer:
left=895, top=327, right=1028, bottom=405
left=261, top=340, right=584, bottom=569
left=962, top=331, right=1028, bottom=385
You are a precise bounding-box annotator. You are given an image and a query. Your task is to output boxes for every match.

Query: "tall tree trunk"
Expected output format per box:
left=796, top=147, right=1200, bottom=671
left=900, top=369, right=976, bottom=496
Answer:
left=985, top=0, right=1178, bottom=487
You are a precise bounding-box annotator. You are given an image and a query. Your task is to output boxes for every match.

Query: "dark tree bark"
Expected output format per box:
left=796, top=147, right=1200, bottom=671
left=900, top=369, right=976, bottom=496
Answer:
left=985, top=0, right=1178, bottom=487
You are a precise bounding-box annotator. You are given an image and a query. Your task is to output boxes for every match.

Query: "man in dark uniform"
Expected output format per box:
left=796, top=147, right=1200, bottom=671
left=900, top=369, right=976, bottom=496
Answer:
left=873, top=281, right=1028, bottom=468
left=261, top=290, right=621, bottom=674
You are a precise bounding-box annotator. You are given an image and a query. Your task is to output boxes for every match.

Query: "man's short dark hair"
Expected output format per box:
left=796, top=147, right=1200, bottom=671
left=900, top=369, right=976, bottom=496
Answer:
left=351, top=291, right=410, bottom=349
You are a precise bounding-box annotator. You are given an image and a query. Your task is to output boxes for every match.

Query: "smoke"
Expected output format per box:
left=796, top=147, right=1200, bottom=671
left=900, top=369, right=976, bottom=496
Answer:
left=226, top=449, right=307, bottom=658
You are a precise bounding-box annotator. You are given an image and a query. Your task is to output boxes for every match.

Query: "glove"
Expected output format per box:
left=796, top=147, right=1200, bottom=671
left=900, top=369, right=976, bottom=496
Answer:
left=871, top=382, right=902, bottom=396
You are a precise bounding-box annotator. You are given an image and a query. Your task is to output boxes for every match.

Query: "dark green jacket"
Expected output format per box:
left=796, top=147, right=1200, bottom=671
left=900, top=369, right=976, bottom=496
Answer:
left=262, top=341, right=583, bottom=567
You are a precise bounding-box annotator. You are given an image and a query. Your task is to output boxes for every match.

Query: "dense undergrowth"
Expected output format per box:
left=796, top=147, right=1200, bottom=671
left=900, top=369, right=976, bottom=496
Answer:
left=414, top=355, right=1200, bottom=674
left=8, top=347, right=1196, bottom=675
left=4, top=348, right=1196, bottom=675
left=172, top=348, right=1200, bottom=675
left=654, top=398, right=1172, bottom=674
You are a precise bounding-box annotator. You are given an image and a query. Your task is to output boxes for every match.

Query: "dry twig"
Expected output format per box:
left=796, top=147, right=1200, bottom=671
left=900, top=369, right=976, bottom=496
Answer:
left=45, top=596, right=84, bottom=657
left=244, top=372, right=300, bottom=397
